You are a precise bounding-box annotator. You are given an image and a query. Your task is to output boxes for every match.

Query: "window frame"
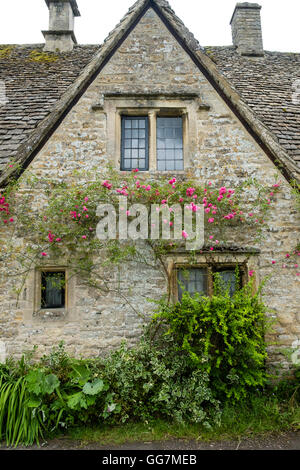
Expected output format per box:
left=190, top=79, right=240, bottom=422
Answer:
left=112, top=105, right=190, bottom=173
left=120, top=115, right=150, bottom=171
left=34, top=267, right=68, bottom=313
left=156, top=116, right=184, bottom=172
left=177, top=266, right=208, bottom=301
left=173, top=263, right=247, bottom=302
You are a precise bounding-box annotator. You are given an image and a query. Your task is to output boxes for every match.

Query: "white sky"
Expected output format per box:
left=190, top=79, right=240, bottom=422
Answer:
left=0, top=0, right=299, bottom=52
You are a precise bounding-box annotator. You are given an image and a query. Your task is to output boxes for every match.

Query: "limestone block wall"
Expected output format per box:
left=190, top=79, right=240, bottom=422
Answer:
left=0, top=8, right=299, bottom=368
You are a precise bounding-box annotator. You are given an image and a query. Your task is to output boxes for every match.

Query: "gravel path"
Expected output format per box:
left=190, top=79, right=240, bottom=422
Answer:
left=1, top=431, right=299, bottom=451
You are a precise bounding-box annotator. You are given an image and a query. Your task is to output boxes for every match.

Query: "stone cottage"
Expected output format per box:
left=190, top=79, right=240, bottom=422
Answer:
left=0, top=0, right=299, bottom=368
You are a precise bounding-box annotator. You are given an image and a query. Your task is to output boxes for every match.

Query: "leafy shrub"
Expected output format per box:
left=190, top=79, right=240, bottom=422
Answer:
left=0, top=347, right=119, bottom=446
left=98, top=339, right=220, bottom=426
left=0, top=337, right=220, bottom=446
left=150, top=277, right=270, bottom=402
left=0, top=280, right=277, bottom=446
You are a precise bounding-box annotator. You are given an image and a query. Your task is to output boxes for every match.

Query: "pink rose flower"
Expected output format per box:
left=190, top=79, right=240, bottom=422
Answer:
left=48, top=232, right=55, bottom=243
left=186, top=187, right=195, bottom=197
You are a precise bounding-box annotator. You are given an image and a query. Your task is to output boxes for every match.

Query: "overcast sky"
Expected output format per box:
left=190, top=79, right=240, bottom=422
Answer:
left=0, top=0, right=299, bottom=52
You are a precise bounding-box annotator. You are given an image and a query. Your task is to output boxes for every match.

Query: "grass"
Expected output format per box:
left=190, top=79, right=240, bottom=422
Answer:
left=66, top=397, right=300, bottom=447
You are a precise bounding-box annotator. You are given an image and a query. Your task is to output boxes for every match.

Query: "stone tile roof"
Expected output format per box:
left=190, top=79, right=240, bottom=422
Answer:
left=204, top=46, right=300, bottom=168
left=0, top=44, right=98, bottom=171
left=0, top=0, right=299, bottom=182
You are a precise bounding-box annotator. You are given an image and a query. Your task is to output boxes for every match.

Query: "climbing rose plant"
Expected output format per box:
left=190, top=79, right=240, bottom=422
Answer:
left=0, top=167, right=299, bottom=304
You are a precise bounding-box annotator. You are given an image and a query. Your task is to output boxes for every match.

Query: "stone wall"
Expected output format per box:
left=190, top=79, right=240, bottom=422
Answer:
left=0, top=8, right=299, bottom=369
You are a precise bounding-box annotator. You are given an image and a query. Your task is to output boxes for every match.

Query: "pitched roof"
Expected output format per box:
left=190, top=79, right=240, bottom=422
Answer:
left=204, top=46, right=300, bottom=167
left=0, top=0, right=299, bottom=186
left=0, top=44, right=98, bottom=171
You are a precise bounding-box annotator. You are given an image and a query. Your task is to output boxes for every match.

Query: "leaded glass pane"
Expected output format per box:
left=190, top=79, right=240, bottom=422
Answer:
left=156, top=117, right=183, bottom=171
left=215, top=269, right=238, bottom=297
left=177, top=268, right=208, bottom=300
left=41, top=271, right=65, bottom=309
left=121, top=117, right=149, bottom=171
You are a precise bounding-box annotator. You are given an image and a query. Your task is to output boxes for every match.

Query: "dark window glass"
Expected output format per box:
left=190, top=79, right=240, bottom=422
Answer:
left=157, top=117, right=183, bottom=171
left=214, top=269, right=239, bottom=297
left=177, top=268, right=208, bottom=300
left=121, top=116, right=149, bottom=171
left=41, top=271, right=65, bottom=309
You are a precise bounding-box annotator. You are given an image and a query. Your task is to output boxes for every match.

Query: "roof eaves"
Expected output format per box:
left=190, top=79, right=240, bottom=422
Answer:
left=195, top=50, right=300, bottom=183
left=0, top=0, right=151, bottom=187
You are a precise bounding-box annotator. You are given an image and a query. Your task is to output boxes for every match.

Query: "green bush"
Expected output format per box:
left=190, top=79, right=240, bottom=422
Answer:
left=0, top=339, right=220, bottom=446
left=0, top=345, right=118, bottom=446
left=98, top=339, right=220, bottom=426
left=0, top=278, right=295, bottom=446
left=150, top=277, right=270, bottom=402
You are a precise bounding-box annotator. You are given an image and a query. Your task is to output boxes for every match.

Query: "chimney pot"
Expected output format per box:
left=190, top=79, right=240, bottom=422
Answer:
left=42, top=0, right=81, bottom=52
left=230, top=3, right=264, bottom=56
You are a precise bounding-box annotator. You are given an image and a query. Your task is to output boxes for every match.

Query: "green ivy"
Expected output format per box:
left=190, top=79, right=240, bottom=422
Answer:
left=150, top=277, right=270, bottom=402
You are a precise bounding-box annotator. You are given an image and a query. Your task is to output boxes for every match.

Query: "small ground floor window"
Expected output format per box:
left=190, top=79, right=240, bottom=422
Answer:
left=41, top=270, right=66, bottom=309
left=176, top=265, right=245, bottom=301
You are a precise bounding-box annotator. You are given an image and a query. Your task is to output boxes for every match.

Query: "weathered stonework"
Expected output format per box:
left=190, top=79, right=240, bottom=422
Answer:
left=230, top=2, right=264, bottom=56
left=42, top=0, right=80, bottom=52
left=0, top=7, right=299, bottom=370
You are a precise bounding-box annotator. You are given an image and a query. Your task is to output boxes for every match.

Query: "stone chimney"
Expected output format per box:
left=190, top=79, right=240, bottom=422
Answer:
left=42, top=0, right=81, bottom=52
left=230, top=3, right=264, bottom=56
